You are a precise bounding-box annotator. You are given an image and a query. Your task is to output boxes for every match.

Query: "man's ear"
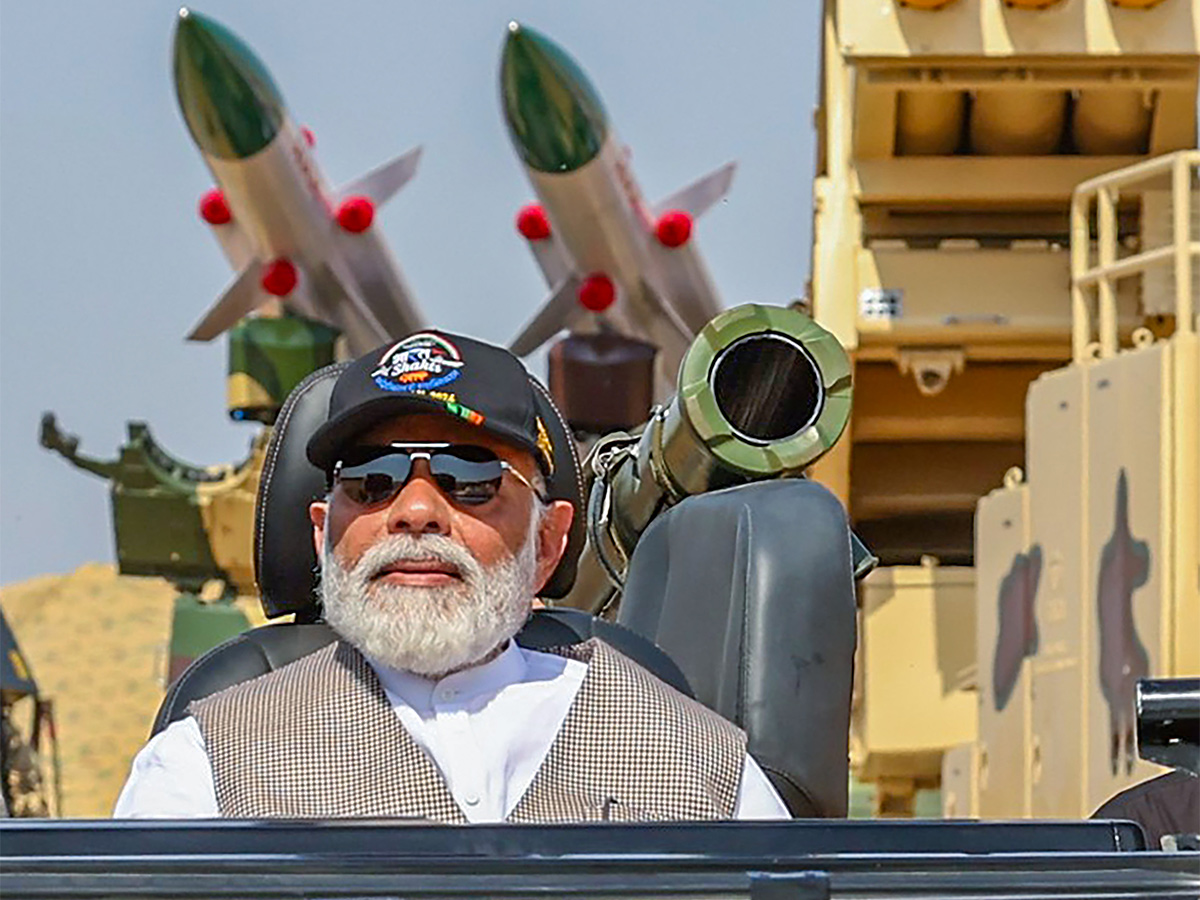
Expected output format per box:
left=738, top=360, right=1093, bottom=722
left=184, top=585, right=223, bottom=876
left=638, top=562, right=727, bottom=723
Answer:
left=309, top=500, right=328, bottom=561
left=534, top=499, right=575, bottom=594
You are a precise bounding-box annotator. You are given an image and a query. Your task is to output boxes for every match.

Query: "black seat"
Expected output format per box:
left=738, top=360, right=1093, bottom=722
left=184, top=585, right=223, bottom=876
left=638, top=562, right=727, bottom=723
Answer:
left=618, top=480, right=857, bottom=817
left=153, top=363, right=688, bottom=733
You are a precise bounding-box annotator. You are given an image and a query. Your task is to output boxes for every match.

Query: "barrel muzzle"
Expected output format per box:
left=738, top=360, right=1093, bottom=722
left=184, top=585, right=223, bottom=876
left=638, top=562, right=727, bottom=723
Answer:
left=561, top=304, right=856, bottom=612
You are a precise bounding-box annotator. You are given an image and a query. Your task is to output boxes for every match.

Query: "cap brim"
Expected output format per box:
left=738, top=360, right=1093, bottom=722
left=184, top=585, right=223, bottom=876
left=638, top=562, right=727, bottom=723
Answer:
left=307, top=394, right=461, bottom=471
left=306, top=393, right=539, bottom=473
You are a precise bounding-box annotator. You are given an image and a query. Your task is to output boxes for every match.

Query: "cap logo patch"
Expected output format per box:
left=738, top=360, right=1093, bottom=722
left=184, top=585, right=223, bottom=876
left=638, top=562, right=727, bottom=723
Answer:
left=535, top=416, right=555, bottom=475
left=372, top=333, right=464, bottom=393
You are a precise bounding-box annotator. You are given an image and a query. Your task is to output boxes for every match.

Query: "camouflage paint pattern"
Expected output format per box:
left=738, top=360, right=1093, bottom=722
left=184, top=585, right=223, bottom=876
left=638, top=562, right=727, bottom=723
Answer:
left=1096, top=469, right=1151, bottom=777
left=992, top=544, right=1042, bottom=711
left=227, top=314, right=339, bottom=424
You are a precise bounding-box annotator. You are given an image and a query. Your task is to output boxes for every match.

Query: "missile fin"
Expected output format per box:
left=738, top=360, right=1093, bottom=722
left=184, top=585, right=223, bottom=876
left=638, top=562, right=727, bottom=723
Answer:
left=336, top=145, right=422, bottom=207
left=653, top=161, right=736, bottom=220
left=510, top=275, right=582, bottom=358
left=207, top=216, right=255, bottom=273
left=314, top=255, right=395, bottom=353
left=327, top=227, right=427, bottom=341
left=528, top=231, right=573, bottom=289
left=187, top=261, right=265, bottom=342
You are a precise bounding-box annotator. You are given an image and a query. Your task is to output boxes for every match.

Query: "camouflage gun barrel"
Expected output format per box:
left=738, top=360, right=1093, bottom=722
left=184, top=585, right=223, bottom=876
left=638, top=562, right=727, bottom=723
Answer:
left=561, top=304, right=857, bottom=613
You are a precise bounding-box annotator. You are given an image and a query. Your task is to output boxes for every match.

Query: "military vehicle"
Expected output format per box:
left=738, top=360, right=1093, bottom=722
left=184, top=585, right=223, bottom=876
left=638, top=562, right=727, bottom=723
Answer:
left=5, top=305, right=1198, bottom=897
left=1, top=608, right=57, bottom=818
left=805, top=0, right=1199, bottom=816
left=8, top=8, right=1199, bottom=892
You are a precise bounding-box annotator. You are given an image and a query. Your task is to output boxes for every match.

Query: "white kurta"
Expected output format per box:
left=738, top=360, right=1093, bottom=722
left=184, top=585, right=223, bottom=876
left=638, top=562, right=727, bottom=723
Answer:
left=114, top=641, right=790, bottom=821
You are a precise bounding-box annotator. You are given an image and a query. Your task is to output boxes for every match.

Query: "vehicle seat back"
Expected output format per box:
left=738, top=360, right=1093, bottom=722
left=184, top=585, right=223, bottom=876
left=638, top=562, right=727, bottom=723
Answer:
left=618, top=479, right=857, bottom=817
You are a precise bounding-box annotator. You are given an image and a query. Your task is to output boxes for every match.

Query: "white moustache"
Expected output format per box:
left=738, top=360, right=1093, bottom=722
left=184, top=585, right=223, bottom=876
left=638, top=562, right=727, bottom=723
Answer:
left=353, top=534, right=482, bottom=587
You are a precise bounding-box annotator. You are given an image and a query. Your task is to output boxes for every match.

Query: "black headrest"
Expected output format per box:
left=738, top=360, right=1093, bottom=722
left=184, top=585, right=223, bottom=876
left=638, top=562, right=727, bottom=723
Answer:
left=526, top=375, right=585, bottom=598
left=254, top=364, right=585, bottom=618
left=255, top=364, right=347, bottom=619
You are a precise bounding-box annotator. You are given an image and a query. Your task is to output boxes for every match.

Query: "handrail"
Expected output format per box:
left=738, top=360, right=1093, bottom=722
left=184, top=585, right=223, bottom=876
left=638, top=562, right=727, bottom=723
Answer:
left=1070, top=150, right=1198, bottom=362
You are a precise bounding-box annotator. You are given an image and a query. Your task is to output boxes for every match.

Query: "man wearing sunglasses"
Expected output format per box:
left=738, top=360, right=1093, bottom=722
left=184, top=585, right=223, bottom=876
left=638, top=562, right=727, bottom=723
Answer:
left=115, top=331, right=788, bottom=822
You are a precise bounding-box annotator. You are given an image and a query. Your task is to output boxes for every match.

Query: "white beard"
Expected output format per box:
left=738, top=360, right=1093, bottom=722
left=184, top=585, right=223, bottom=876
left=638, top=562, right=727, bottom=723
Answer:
left=318, top=514, right=540, bottom=678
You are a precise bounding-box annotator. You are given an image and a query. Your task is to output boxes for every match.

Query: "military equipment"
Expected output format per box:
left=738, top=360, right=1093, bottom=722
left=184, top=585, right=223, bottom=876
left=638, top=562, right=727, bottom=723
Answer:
left=501, top=22, right=736, bottom=400
left=175, top=7, right=427, bottom=354
left=227, top=313, right=339, bottom=424
left=1, top=610, right=57, bottom=818
left=968, top=151, right=1199, bottom=819
left=547, top=333, right=657, bottom=434
left=812, top=0, right=1199, bottom=817
left=559, top=304, right=860, bottom=613
left=38, top=413, right=262, bottom=681
left=1, top=611, right=38, bottom=701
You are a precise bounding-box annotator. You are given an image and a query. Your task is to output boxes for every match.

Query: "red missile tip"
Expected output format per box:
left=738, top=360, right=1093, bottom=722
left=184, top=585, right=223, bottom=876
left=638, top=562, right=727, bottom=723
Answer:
left=301, top=127, right=316, bottom=147
left=655, top=210, right=692, bottom=248
left=516, top=204, right=551, bottom=241
left=261, top=258, right=298, bottom=297
left=337, top=196, right=375, bottom=233
left=578, top=274, right=616, bottom=312
left=199, top=189, right=232, bottom=225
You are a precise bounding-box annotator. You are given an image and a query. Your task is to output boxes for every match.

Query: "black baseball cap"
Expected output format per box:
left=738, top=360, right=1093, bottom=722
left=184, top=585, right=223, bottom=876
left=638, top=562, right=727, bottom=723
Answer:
left=306, top=330, right=558, bottom=476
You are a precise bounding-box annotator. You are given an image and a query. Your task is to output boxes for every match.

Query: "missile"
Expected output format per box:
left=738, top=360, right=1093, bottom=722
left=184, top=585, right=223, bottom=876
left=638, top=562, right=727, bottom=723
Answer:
left=173, top=8, right=426, bottom=354
left=500, top=22, right=736, bottom=397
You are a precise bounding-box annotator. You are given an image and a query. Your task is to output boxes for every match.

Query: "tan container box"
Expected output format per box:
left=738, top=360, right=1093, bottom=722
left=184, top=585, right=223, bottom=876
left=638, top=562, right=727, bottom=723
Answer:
left=1025, top=365, right=1088, bottom=817
left=1083, top=344, right=1180, bottom=812
left=856, top=564, right=978, bottom=784
left=974, top=477, right=1033, bottom=818
left=941, top=742, right=979, bottom=819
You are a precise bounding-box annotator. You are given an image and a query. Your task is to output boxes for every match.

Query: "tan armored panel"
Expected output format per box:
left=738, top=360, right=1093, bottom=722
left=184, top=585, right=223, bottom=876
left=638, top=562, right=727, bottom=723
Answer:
left=195, top=433, right=268, bottom=597
left=974, top=475, right=1033, bottom=818
left=0, top=566, right=269, bottom=817
left=1083, top=343, right=1178, bottom=811
left=813, top=0, right=1197, bottom=569
left=855, top=565, right=978, bottom=811
left=1173, top=332, right=1200, bottom=676
left=0, top=566, right=173, bottom=817
left=940, top=742, right=980, bottom=818
left=1025, top=365, right=1088, bottom=817
left=819, top=1, right=1197, bottom=809
left=838, top=0, right=1200, bottom=58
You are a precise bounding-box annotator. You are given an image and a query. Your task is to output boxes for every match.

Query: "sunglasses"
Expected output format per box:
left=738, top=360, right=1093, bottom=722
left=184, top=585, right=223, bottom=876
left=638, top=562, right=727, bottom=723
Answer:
left=333, top=442, right=548, bottom=507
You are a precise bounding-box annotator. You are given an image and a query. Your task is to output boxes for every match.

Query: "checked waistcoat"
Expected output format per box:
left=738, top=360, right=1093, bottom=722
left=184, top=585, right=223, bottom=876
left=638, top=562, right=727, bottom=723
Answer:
left=189, top=638, right=746, bottom=822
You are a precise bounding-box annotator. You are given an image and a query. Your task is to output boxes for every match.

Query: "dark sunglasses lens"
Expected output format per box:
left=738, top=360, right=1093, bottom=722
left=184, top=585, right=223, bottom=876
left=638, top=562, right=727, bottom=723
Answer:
left=430, top=453, right=504, bottom=505
left=337, top=455, right=413, bottom=505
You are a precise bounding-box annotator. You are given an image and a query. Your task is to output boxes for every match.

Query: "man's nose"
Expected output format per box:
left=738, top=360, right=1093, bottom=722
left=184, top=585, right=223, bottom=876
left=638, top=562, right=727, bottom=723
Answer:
left=385, top=461, right=452, bottom=535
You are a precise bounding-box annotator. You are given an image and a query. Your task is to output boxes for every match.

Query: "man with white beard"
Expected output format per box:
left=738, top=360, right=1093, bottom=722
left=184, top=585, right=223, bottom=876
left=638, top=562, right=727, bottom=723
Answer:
left=114, top=331, right=789, bottom=822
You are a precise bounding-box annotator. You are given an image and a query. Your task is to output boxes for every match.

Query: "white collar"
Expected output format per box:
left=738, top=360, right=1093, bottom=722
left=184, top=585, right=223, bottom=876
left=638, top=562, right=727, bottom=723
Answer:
left=364, top=640, right=528, bottom=713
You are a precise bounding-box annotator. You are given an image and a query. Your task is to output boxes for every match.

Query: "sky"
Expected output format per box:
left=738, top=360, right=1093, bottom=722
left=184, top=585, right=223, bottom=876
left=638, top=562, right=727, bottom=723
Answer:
left=0, top=1, right=822, bottom=586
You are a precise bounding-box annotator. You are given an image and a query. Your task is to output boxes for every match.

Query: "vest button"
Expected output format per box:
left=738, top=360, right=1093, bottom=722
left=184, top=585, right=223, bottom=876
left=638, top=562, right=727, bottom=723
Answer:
left=464, top=794, right=480, bottom=806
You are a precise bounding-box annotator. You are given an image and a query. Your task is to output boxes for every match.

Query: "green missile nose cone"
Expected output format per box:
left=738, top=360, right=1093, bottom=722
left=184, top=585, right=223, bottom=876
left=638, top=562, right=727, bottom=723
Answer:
left=173, top=8, right=284, bottom=160
left=500, top=22, right=608, bottom=174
